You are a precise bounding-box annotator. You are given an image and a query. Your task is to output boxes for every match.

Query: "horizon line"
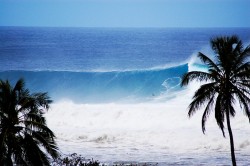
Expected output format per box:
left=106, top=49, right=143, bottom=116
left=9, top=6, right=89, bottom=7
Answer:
left=1, top=25, right=250, bottom=29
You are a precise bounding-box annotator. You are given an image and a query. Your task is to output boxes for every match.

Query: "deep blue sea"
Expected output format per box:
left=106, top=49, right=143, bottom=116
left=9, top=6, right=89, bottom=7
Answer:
left=1, top=27, right=250, bottom=71
left=1, top=27, right=250, bottom=165
left=1, top=27, right=250, bottom=103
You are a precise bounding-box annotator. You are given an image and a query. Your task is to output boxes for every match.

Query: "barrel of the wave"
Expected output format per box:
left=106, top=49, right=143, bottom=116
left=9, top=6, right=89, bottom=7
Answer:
left=0, top=64, right=188, bottom=103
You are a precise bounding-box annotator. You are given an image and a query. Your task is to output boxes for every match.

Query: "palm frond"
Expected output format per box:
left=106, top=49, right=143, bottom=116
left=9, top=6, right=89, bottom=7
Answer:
left=13, top=78, right=25, bottom=92
left=181, top=71, right=215, bottom=86
left=23, top=120, right=55, bottom=136
left=208, top=68, right=222, bottom=81
left=188, top=82, right=216, bottom=117
left=232, top=86, right=250, bottom=121
left=233, top=40, right=243, bottom=55
left=32, top=92, right=52, bottom=110
left=11, top=136, right=28, bottom=166
left=233, top=62, right=250, bottom=77
left=235, top=80, right=250, bottom=90
left=32, top=131, right=59, bottom=159
left=198, top=52, right=220, bottom=72
left=202, top=95, right=215, bottom=134
left=232, top=62, right=250, bottom=79
left=22, top=134, right=50, bottom=166
left=229, top=102, right=236, bottom=117
left=0, top=79, right=58, bottom=165
left=214, top=94, right=225, bottom=137
left=24, top=112, right=46, bottom=125
left=240, top=45, right=250, bottom=60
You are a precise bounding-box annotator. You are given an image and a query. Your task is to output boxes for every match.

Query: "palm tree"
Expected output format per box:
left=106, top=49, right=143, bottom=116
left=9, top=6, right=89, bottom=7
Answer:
left=0, top=78, right=59, bottom=165
left=181, top=36, right=250, bottom=166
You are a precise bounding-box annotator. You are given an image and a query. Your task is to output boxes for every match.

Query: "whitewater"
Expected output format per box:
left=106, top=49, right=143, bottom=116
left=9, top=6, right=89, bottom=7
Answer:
left=1, top=27, right=250, bottom=165
left=44, top=63, right=250, bottom=165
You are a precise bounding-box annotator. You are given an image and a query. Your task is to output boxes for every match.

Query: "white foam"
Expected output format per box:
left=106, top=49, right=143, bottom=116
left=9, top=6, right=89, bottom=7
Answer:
left=45, top=84, right=250, bottom=163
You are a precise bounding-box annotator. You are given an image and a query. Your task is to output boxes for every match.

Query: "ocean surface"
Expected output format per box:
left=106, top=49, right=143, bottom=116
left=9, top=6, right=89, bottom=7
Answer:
left=1, top=27, right=250, bottom=165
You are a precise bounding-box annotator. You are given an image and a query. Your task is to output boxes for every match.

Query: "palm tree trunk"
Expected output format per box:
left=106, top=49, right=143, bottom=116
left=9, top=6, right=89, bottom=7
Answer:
left=226, top=110, right=237, bottom=166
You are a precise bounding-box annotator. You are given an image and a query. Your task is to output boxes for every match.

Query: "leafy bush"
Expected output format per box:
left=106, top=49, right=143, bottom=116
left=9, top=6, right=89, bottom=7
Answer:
left=52, top=153, right=101, bottom=166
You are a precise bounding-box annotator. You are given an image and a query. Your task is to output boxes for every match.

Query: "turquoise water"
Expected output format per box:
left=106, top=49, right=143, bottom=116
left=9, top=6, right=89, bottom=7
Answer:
left=0, top=64, right=187, bottom=103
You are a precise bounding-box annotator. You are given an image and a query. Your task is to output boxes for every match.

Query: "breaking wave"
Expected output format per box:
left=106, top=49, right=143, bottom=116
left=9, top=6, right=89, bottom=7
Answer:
left=0, top=64, right=188, bottom=103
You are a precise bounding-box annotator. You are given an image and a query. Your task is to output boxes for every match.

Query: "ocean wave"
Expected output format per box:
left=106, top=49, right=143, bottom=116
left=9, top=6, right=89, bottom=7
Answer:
left=0, top=64, right=189, bottom=103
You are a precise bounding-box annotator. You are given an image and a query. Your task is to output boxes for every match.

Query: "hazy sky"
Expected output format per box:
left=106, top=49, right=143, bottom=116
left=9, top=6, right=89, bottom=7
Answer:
left=0, top=0, right=249, bottom=27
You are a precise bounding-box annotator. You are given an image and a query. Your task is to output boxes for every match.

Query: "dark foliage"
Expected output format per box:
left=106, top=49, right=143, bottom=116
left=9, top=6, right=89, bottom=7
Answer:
left=52, top=153, right=159, bottom=166
left=0, top=78, right=59, bottom=165
left=52, top=153, right=101, bottom=166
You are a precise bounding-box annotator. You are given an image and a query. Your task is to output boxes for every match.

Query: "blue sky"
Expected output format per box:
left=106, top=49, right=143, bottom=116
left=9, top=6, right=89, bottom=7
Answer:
left=0, top=0, right=249, bottom=27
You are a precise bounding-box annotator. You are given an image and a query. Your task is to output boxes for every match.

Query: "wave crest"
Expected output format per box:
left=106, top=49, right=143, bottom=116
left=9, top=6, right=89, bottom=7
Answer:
left=0, top=64, right=189, bottom=103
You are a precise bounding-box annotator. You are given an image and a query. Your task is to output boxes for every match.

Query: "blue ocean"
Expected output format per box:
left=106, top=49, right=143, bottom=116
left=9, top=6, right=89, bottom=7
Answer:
left=1, top=27, right=250, bottom=165
left=1, top=27, right=250, bottom=103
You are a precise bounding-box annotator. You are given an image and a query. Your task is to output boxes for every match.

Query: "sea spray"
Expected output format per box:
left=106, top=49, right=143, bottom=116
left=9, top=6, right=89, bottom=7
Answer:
left=45, top=86, right=250, bottom=164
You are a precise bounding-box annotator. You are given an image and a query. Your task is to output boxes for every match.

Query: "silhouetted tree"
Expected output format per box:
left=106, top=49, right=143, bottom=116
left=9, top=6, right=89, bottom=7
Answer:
left=0, top=78, right=59, bottom=165
left=52, top=153, right=100, bottom=166
left=181, top=36, right=250, bottom=166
